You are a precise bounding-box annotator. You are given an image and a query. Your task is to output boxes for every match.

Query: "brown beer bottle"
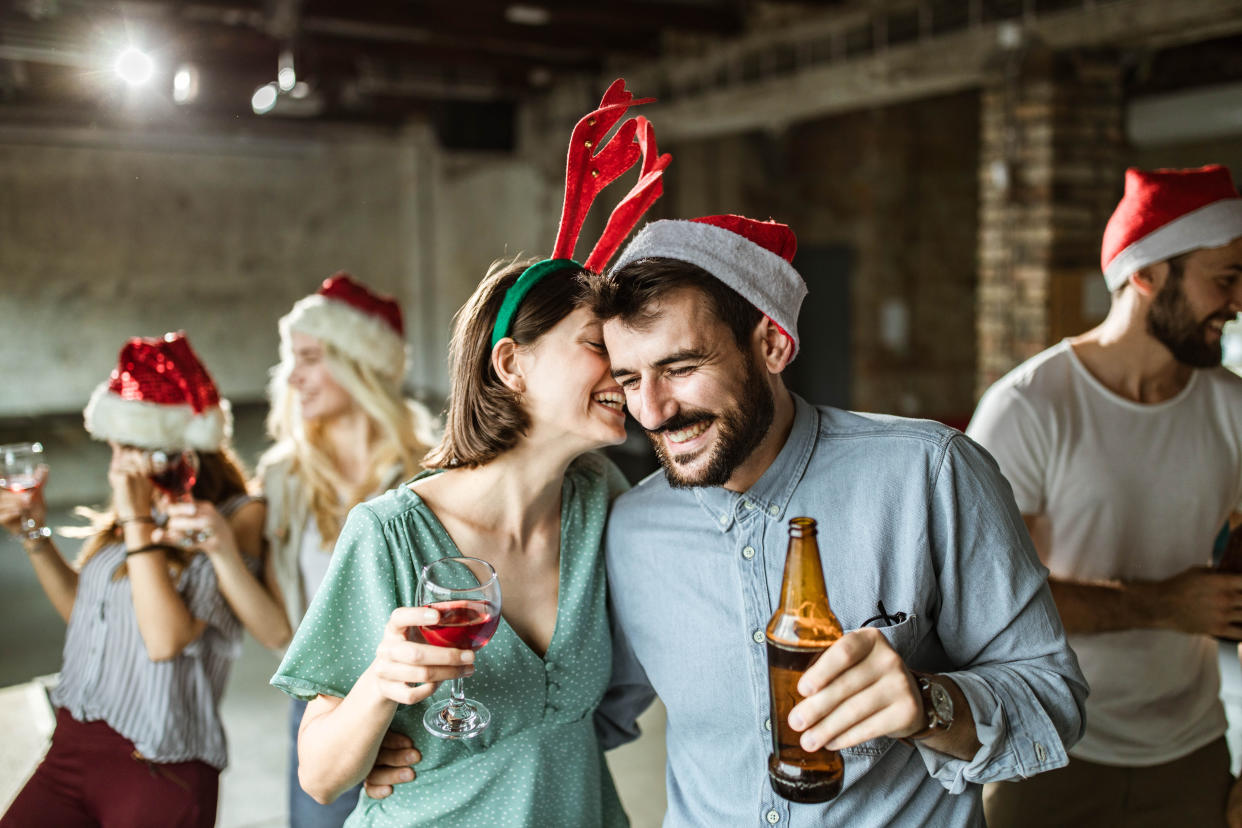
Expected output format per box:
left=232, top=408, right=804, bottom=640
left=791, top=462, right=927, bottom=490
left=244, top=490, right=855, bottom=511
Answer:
left=766, top=516, right=844, bottom=803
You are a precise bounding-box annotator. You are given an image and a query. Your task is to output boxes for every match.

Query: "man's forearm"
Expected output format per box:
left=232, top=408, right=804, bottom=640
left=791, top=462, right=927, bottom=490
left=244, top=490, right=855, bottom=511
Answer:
left=1048, top=577, right=1166, bottom=634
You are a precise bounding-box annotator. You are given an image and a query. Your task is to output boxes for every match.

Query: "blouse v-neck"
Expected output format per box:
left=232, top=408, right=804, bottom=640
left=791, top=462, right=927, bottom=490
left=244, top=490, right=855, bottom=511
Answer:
left=399, top=469, right=573, bottom=663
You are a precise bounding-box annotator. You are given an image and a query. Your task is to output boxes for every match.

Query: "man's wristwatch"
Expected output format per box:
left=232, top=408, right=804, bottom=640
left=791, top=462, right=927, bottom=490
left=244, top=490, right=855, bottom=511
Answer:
left=907, top=672, right=954, bottom=740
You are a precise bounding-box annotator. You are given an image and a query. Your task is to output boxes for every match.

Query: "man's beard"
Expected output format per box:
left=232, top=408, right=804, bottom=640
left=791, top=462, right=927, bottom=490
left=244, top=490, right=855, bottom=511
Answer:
left=1147, top=275, right=1229, bottom=368
left=647, top=355, right=775, bottom=489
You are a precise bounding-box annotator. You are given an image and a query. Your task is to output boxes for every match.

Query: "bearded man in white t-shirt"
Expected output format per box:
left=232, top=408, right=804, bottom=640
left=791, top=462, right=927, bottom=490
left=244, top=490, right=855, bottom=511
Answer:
left=968, top=164, right=1242, bottom=827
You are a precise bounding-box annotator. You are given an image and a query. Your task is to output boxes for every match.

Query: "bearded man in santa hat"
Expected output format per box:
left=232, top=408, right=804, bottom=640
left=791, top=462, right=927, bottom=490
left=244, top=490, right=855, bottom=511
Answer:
left=970, top=164, right=1242, bottom=827
left=579, top=214, right=1087, bottom=827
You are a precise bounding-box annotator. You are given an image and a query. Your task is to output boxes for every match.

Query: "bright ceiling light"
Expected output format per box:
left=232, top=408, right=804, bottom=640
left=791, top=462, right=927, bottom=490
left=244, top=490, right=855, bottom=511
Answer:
left=251, top=82, right=278, bottom=114
left=505, top=4, right=550, bottom=25
left=277, top=48, right=296, bottom=92
left=173, top=64, right=199, bottom=104
left=114, top=47, right=154, bottom=86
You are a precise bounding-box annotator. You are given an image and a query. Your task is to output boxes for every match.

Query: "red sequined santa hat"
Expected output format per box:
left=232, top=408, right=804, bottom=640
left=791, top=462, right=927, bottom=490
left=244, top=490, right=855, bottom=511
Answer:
left=280, top=273, right=407, bottom=379
left=609, top=214, right=807, bottom=357
left=1102, top=164, right=1242, bottom=290
left=83, top=332, right=232, bottom=451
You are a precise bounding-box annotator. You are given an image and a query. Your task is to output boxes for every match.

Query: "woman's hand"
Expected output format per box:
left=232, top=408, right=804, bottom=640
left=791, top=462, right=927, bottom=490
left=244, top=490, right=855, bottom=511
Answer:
left=107, top=445, right=155, bottom=521
left=371, top=607, right=475, bottom=706
left=0, top=473, right=46, bottom=538
left=159, top=500, right=233, bottom=555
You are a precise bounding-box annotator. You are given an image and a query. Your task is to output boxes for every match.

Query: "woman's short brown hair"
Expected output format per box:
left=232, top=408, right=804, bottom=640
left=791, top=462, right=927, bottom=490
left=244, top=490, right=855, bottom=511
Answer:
left=423, top=256, right=587, bottom=469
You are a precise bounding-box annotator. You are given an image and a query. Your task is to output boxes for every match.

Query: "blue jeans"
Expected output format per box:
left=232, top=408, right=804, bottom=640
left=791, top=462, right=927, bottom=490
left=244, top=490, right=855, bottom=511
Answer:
left=288, top=698, right=362, bottom=828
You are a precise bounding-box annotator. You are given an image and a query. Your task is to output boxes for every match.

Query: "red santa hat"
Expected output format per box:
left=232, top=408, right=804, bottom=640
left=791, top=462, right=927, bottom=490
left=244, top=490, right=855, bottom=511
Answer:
left=280, top=273, right=407, bottom=379
left=609, top=214, right=807, bottom=356
left=84, top=332, right=232, bottom=451
left=1101, top=164, right=1242, bottom=290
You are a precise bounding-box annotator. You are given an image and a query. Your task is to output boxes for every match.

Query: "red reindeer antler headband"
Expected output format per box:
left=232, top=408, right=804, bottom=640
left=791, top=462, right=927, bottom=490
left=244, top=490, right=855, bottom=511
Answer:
left=491, top=79, right=672, bottom=346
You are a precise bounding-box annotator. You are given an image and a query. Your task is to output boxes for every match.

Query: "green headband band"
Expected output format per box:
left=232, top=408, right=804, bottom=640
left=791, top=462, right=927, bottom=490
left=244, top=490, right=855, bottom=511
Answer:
left=490, top=258, right=582, bottom=348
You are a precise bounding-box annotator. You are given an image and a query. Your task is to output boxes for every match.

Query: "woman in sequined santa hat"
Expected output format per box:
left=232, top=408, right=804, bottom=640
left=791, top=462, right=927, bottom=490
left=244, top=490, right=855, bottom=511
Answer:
left=0, top=332, right=262, bottom=828
left=270, top=79, right=669, bottom=825
left=256, top=272, right=439, bottom=828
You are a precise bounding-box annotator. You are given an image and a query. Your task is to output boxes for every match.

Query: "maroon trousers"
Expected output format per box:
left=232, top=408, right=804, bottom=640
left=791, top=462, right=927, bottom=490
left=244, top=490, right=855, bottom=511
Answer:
left=1, top=708, right=218, bottom=828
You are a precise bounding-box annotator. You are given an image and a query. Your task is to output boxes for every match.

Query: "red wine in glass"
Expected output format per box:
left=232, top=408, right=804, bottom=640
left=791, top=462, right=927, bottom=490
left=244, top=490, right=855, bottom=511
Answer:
left=414, top=555, right=502, bottom=740
left=0, top=473, right=45, bottom=494
left=414, top=600, right=501, bottom=650
left=148, top=450, right=198, bottom=500
left=1, top=441, right=52, bottom=540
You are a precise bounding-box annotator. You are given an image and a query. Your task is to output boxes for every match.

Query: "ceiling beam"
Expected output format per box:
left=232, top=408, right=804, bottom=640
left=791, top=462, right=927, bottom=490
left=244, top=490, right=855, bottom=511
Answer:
left=629, top=0, right=1242, bottom=141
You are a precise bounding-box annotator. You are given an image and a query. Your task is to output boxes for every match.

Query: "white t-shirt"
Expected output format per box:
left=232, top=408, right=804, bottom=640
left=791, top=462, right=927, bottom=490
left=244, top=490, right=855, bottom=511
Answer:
left=298, top=515, right=333, bottom=611
left=968, top=339, right=1242, bottom=766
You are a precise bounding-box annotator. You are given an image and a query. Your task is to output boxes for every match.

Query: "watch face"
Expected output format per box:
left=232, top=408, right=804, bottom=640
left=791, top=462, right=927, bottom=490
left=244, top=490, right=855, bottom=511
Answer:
left=929, top=683, right=953, bottom=723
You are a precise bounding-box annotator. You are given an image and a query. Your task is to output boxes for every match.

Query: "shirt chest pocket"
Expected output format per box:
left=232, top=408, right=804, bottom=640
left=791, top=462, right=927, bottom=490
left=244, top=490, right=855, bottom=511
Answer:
left=840, top=614, right=921, bottom=764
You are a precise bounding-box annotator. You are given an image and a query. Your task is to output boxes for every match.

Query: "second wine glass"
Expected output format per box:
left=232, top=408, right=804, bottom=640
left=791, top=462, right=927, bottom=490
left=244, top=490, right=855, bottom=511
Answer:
left=412, top=555, right=502, bottom=740
left=147, top=449, right=206, bottom=546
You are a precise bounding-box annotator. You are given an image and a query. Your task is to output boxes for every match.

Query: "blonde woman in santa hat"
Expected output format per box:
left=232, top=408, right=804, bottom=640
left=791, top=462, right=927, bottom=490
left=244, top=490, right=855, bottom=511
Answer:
left=270, top=80, right=667, bottom=826
left=257, top=272, right=438, bottom=828
left=0, top=332, right=262, bottom=828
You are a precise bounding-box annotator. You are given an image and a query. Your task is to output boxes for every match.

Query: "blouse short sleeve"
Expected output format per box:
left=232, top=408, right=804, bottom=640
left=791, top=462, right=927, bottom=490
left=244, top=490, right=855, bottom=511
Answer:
left=271, top=502, right=400, bottom=701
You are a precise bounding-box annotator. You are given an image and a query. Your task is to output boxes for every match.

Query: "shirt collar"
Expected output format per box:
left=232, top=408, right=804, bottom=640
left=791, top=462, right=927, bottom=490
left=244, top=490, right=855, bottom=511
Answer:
left=691, top=392, right=820, bottom=531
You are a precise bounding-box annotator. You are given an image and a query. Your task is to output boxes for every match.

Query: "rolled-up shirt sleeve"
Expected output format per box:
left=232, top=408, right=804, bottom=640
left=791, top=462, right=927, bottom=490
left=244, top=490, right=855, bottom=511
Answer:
left=914, top=433, right=1087, bottom=793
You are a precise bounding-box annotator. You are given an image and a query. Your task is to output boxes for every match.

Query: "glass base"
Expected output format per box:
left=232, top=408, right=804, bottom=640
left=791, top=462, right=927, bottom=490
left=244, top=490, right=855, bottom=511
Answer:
left=422, top=697, right=491, bottom=740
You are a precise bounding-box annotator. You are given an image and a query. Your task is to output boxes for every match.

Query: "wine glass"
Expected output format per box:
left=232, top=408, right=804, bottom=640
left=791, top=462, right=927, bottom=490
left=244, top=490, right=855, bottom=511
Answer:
left=0, top=442, right=52, bottom=541
left=412, top=555, right=502, bottom=739
left=147, top=449, right=205, bottom=546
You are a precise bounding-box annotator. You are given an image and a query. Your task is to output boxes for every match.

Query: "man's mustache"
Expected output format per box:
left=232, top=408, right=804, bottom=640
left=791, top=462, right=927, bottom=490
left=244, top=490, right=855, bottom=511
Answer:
left=645, top=411, right=715, bottom=437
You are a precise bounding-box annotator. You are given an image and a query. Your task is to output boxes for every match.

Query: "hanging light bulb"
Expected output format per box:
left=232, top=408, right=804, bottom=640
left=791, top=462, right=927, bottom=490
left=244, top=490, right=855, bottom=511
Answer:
left=173, top=64, right=199, bottom=104
left=251, top=82, right=279, bottom=114
left=114, top=47, right=154, bottom=86
left=277, top=48, right=296, bottom=93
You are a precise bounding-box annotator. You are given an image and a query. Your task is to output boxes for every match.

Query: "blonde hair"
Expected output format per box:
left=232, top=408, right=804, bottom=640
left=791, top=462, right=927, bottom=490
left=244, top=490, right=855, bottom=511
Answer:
left=262, top=338, right=438, bottom=547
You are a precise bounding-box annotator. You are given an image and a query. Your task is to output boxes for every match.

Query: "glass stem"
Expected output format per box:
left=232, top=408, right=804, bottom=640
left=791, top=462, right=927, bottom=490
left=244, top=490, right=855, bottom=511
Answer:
left=447, top=677, right=467, bottom=713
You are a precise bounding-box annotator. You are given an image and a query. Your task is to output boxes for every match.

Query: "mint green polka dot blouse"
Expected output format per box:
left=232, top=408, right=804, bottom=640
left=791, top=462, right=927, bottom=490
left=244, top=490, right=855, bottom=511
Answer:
left=272, top=453, right=630, bottom=828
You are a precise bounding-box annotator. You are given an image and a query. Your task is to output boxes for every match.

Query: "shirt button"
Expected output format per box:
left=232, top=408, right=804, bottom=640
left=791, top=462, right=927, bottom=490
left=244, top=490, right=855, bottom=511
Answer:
left=719, top=514, right=729, bottom=526
left=1035, top=742, right=1047, bottom=762
left=742, top=546, right=756, bottom=560
left=752, top=629, right=765, bottom=644
left=768, top=505, right=779, bottom=516
left=743, top=500, right=755, bottom=510
left=766, top=809, right=781, bottom=824
left=764, top=717, right=772, bottom=732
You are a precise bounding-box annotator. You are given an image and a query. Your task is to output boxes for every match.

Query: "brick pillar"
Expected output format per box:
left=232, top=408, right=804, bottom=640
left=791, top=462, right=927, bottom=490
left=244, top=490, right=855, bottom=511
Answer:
left=976, top=46, right=1123, bottom=398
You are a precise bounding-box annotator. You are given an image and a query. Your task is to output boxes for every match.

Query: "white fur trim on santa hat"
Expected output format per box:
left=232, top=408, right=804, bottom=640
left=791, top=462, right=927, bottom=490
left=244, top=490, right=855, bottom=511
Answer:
left=280, top=294, right=407, bottom=379
left=1103, top=198, right=1242, bottom=290
left=84, top=384, right=232, bottom=451
left=611, top=220, right=807, bottom=356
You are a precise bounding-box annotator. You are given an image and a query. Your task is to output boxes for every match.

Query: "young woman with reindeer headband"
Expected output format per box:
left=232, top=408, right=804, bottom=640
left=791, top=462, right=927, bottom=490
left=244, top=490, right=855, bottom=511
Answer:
left=271, top=79, right=670, bottom=826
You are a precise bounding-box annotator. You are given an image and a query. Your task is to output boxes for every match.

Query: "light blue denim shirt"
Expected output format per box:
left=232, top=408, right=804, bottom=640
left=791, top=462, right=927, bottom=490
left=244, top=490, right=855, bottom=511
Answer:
left=597, top=394, right=1087, bottom=827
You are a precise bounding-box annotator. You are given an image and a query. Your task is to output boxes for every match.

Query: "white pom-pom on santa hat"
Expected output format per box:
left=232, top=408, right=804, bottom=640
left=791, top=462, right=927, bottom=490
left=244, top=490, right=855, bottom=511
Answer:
left=1102, top=164, right=1242, bottom=290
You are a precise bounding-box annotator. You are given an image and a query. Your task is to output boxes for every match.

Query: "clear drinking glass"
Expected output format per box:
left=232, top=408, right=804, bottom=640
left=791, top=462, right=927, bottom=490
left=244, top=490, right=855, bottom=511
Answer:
left=0, top=442, right=52, bottom=541
left=147, top=449, right=206, bottom=545
left=412, top=556, right=502, bottom=739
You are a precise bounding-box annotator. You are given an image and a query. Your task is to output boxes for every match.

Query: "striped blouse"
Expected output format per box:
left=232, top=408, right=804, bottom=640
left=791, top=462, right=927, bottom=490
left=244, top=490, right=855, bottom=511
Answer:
left=50, top=494, right=258, bottom=770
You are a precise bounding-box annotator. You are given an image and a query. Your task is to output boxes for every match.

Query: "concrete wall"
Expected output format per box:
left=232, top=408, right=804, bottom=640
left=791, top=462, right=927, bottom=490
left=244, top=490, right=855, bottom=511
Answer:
left=0, top=121, right=550, bottom=421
